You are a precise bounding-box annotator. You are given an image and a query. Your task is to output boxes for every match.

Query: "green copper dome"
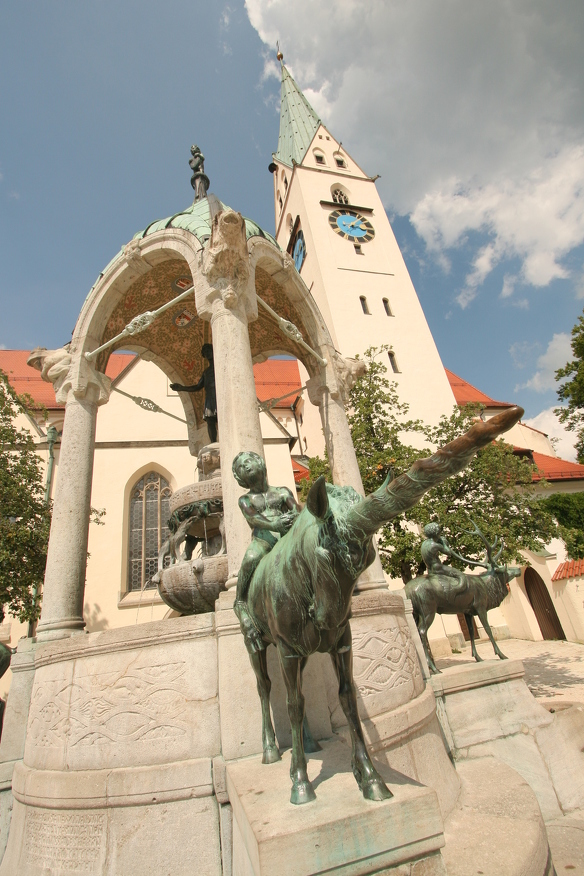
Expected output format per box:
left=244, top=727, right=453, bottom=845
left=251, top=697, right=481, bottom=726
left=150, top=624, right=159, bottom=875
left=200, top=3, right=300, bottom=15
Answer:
left=133, top=194, right=279, bottom=248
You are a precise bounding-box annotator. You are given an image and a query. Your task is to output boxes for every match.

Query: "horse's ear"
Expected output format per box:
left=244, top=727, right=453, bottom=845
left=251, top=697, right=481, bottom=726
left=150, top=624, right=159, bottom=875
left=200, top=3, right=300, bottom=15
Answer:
left=306, top=476, right=330, bottom=520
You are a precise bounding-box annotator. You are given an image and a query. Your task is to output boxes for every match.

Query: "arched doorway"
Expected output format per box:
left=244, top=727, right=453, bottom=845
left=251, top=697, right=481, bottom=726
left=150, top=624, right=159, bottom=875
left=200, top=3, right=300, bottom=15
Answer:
left=524, top=568, right=566, bottom=640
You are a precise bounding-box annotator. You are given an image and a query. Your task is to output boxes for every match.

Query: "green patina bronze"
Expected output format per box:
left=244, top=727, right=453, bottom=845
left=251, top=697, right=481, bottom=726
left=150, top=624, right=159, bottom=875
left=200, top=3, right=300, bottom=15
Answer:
left=406, top=520, right=521, bottom=674
left=233, top=405, right=523, bottom=805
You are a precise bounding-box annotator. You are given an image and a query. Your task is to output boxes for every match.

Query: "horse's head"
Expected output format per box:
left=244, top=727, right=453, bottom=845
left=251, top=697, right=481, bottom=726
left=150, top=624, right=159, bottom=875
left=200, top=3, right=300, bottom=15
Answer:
left=305, top=477, right=377, bottom=585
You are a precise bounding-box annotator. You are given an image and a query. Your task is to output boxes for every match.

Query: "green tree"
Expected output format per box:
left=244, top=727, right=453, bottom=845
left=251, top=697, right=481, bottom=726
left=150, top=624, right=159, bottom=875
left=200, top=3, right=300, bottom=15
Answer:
left=555, top=309, right=584, bottom=463
left=0, top=370, right=52, bottom=622
left=303, top=347, right=559, bottom=582
left=540, top=492, right=584, bottom=560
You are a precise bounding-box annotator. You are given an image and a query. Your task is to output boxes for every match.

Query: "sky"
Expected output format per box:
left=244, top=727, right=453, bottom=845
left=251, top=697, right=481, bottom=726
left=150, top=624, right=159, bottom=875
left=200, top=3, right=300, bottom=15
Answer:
left=1, top=1, right=583, bottom=458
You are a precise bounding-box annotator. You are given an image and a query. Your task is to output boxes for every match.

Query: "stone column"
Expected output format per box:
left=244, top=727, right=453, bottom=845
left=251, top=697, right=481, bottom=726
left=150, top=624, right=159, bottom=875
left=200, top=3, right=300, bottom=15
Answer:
left=28, top=347, right=111, bottom=640
left=196, top=210, right=264, bottom=588
left=307, top=354, right=387, bottom=591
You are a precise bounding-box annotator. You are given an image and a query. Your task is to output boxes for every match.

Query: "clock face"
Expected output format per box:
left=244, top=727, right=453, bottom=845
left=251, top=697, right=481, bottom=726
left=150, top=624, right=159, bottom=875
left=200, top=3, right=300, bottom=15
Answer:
left=329, top=209, right=375, bottom=242
left=293, top=231, right=306, bottom=271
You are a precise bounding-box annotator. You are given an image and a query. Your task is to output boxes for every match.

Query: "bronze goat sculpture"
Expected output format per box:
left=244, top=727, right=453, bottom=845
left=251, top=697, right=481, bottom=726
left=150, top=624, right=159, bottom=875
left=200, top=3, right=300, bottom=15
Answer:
left=236, top=405, right=523, bottom=804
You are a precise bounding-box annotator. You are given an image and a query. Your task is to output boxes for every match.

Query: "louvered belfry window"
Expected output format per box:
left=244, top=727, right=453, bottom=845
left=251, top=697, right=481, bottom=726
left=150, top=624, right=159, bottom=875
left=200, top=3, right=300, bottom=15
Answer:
left=128, top=472, right=172, bottom=591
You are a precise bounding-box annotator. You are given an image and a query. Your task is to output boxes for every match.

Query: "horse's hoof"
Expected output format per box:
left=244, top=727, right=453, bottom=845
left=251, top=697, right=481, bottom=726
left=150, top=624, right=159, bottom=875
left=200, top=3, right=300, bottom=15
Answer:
left=290, top=781, right=316, bottom=805
left=303, top=737, right=322, bottom=754
left=262, top=746, right=281, bottom=765
left=362, top=779, right=393, bottom=802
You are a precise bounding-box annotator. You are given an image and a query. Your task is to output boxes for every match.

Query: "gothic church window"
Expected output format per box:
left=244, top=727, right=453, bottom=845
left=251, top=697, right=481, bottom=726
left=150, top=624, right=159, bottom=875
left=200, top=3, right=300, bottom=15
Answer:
left=332, top=189, right=349, bottom=205
left=128, top=471, right=172, bottom=591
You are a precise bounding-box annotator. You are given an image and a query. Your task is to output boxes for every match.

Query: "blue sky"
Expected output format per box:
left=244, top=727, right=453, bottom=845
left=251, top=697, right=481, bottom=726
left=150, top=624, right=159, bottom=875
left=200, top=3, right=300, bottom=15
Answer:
left=1, top=1, right=583, bottom=454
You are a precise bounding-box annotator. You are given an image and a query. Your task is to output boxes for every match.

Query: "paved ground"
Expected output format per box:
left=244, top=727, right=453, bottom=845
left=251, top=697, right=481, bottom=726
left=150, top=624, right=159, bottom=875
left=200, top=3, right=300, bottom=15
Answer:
left=437, top=637, right=584, bottom=873
left=436, top=637, right=584, bottom=708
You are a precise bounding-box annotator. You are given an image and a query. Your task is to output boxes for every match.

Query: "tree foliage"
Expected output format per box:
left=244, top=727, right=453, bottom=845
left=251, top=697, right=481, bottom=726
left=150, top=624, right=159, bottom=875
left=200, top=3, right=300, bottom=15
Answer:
left=304, top=347, right=559, bottom=583
left=0, top=370, right=52, bottom=622
left=555, top=309, right=584, bottom=463
left=540, top=492, right=584, bottom=560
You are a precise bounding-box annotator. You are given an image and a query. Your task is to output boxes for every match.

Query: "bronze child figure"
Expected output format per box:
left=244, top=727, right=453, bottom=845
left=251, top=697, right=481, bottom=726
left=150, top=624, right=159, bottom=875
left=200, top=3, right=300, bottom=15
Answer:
left=232, top=451, right=300, bottom=652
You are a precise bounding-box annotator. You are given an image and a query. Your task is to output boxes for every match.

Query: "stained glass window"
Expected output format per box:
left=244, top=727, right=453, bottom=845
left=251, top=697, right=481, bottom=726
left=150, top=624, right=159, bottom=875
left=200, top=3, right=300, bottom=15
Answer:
left=128, top=472, right=172, bottom=592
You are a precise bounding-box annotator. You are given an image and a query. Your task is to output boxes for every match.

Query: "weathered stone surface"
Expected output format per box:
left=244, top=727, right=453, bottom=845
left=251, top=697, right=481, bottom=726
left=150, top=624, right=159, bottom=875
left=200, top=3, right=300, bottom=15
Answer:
left=535, top=703, right=584, bottom=815
left=227, top=738, right=445, bottom=876
left=442, top=757, right=552, bottom=876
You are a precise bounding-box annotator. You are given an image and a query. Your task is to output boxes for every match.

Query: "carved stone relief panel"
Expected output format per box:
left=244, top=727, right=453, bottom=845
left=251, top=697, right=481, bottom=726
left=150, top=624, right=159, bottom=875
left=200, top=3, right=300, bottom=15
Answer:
left=25, top=637, right=220, bottom=771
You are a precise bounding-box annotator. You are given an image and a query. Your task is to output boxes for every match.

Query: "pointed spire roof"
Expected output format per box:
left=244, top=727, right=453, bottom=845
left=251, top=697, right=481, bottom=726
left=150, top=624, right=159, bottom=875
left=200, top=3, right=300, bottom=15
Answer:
left=274, top=64, right=321, bottom=168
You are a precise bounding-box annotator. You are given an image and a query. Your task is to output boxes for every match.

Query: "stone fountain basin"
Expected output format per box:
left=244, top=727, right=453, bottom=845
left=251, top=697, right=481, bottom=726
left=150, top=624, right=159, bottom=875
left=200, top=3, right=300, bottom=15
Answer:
left=157, top=556, right=228, bottom=614
left=169, top=479, right=222, bottom=514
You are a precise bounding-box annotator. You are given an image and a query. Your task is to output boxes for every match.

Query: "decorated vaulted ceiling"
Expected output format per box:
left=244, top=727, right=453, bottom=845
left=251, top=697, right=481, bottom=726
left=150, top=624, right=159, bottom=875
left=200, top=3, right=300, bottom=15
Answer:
left=99, top=258, right=318, bottom=425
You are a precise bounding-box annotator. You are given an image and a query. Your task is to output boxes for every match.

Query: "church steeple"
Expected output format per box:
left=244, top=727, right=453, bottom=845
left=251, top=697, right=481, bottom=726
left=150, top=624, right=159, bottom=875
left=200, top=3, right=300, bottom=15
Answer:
left=273, top=64, right=321, bottom=168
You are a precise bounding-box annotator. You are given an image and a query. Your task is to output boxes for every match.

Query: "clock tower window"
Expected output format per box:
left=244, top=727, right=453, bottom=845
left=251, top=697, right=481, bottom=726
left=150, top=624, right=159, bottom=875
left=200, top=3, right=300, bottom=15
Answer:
left=332, top=188, right=349, bottom=205
left=383, top=298, right=393, bottom=317
left=359, top=296, right=370, bottom=315
left=314, top=150, right=326, bottom=165
left=388, top=351, right=400, bottom=373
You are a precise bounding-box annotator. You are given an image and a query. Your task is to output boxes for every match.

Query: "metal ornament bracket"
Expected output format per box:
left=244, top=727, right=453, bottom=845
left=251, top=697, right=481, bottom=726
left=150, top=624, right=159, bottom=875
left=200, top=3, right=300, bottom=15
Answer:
left=256, top=295, right=327, bottom=367
left=112, top=387, right=188, bottom=424
left=84, top=284, right=195, bottom=363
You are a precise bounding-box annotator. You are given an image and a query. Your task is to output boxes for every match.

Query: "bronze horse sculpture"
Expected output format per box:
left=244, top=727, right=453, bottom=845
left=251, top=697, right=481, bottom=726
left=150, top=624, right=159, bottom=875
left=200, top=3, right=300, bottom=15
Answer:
left=406, top=521, right=521, bottom=674
left=237, top=405, right=523, bottom=804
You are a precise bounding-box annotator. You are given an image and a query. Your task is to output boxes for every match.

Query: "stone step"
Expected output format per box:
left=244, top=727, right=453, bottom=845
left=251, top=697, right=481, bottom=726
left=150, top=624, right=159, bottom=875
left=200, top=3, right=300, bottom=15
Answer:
left=442, top=757, right=554, bottom=876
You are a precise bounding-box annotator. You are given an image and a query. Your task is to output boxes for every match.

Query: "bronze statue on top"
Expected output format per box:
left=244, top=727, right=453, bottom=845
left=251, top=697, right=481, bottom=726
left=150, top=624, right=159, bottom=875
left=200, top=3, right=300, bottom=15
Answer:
left=406, top=520, right=521, bottom=674
left=189, top=145, right=210, bottom=202
left=171, top=343, right=217, bottom=443
left=232, top=405, right=523, bottom=805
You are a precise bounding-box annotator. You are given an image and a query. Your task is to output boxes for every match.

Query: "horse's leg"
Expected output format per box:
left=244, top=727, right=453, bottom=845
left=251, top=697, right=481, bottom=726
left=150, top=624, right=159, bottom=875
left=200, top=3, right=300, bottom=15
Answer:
left=476, top=607, right=507, bottom=660
left=277, top=643, right=315, bottom=804
left=248, top=647, right=280, bottom=764
left=465, top=612, right=482, bottom=662
left=331, top=626, right=392, bottom=802
left=300, top=657, right=321, bottom=754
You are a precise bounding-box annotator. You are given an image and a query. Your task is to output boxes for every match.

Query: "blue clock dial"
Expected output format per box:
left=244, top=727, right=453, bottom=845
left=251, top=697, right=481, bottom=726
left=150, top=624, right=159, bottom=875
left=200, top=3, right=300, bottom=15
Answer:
left=293, top=231, right=306, bottom=271
left=328, top=209, right=375, bottom=242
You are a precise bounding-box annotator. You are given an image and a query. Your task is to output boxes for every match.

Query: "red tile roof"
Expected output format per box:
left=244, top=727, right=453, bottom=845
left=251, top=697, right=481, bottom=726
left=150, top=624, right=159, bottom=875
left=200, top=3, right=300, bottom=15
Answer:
left=292, top=458, right=310, bottom=484
left=445, top=369, right=511, bottom=408
left=254, top=359, right=302, bottom=408
left=531, top=450, right=584, bottom=482
left=0, top=351, right=135, bottom=411
left=552, top=559, right=584, bottom=581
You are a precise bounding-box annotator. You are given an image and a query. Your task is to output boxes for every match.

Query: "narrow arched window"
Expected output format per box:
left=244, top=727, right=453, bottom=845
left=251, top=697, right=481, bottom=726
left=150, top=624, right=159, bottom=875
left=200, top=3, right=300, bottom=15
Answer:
left=278, top=193, right=283, bottom=212
left=128, top=472, right=172, bottom=591
left=383, top=298, right=393, bottom=316
left=283, top=174, right=288, bottom=192
left=388, top=351, right=400, bottom=373
left=360, top=296, right=370, bottom=315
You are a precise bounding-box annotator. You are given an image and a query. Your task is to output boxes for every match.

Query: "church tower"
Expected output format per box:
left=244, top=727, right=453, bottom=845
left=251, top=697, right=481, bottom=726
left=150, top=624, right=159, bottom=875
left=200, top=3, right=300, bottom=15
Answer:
left=270, top=60, right=456, bottom=436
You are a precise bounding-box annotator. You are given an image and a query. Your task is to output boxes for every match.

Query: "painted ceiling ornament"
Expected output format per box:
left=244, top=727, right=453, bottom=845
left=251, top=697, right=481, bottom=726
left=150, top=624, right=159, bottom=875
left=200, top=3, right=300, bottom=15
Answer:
left=174, top=309, right=196, bottom=327
left=189, top=144, right=210, bottom=202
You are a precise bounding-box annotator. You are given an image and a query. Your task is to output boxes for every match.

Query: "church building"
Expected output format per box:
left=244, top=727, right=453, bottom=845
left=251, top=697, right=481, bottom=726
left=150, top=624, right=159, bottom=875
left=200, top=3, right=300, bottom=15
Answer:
left=1, top=60, right=584, bottom=702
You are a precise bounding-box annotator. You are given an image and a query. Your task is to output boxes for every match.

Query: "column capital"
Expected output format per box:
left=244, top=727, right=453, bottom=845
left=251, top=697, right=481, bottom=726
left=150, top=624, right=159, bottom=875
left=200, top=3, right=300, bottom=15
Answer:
left=28, top=346, right=111, bottom=406
left=195, top=209, right=257, bottom=323
left=306, top=351, right=366, bottom=406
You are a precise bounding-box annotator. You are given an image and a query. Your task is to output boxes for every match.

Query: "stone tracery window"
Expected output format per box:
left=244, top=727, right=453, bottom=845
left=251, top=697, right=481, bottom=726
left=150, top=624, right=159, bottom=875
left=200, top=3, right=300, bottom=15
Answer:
left=332, top=189, right=349, bottom=205
left=128, top=472, right=172, bottom=591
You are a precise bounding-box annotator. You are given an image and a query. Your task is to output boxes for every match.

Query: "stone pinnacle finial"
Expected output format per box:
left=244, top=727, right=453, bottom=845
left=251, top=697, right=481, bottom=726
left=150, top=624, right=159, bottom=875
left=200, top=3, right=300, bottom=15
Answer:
left=189, top=144, right=210, bottom=202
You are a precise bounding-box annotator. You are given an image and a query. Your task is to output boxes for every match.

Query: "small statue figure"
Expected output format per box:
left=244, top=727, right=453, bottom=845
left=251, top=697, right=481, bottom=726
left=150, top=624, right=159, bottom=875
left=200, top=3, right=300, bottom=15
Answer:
left=189, top=144, right=210, bottom=202
left=406, top=520, right=522, bottom=674
left=420, top=522, right=480, bottom=597
left=170, top=344, right=217, bottom=443
left=232, top=451, right=300, bottom=652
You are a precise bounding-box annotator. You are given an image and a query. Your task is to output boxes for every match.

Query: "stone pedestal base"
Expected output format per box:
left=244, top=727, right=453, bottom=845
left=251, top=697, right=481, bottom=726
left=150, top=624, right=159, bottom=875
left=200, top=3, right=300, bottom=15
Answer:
left=226, top=738, right=446, bottom=876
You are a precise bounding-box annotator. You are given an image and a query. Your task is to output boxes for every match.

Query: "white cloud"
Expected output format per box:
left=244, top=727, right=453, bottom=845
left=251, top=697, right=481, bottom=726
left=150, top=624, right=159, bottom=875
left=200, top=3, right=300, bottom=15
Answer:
left=516, top=333, right=571, bottom=393
left=523, top=407, right=578, bottom=462
left=246, top=0, right=584, bottom=303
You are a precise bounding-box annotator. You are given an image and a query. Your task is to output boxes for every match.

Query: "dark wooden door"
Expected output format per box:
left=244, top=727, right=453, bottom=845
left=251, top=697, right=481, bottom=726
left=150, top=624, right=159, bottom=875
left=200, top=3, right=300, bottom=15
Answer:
left=457, top=613, right=479, bottom=640
left=524, top=568, right=566, bottom=640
